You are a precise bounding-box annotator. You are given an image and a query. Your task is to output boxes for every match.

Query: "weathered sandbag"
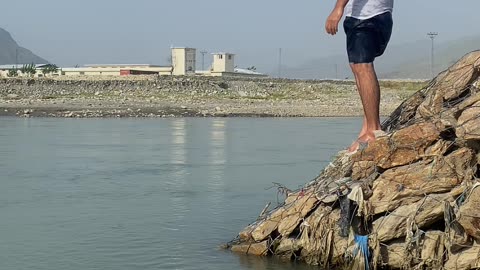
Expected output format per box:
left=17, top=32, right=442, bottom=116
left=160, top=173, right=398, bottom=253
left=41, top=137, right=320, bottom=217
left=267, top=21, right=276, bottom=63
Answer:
left=373, top=191, right=462, bottom=242
left=230, top=240, right=270, bottom=256
left=378, top=240, right=405, bottom=269
left=368, top=148, right=476, bottom=214
left=456, top=101, right=480, bottom=141
left=274, top=238, right=301, bottom=258
left=420, top=231, right=445, bottom=269
left=248, top=192, right=318, bottom=242
left=444, top=244, right=480, bottom=270
left=417, top=51, right=480, bottom=118
left=382, top=90, right=426, bottom=132
left=444, top=202, right=472, bottom=254
left=457, top=184, right=480, bottom=241
left=352, top=122, right=440, bottom=170
left=299, top=208, right=352, bottom=266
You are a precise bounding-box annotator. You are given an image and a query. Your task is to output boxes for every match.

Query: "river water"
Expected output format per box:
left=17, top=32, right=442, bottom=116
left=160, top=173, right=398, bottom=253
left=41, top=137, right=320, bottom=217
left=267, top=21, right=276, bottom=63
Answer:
left=0, top=117, right=360, bottom=270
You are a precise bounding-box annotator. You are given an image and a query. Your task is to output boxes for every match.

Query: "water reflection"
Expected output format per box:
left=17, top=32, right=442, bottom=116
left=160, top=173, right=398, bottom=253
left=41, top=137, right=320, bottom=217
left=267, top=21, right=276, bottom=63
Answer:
left=171, top=119, right=187, bottom=166
left=208, top=119, right=227, bottom=211
left=168, top=119, right=189, bottom=224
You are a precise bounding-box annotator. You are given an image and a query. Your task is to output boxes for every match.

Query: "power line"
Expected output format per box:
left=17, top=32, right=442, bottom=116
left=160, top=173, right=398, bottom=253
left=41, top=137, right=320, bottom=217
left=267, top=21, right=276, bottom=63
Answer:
left=200, top=50, right=208, bottom=70
left=278, top=48, right=282, bottom=78
left=427, top=32, right=438, bottom=78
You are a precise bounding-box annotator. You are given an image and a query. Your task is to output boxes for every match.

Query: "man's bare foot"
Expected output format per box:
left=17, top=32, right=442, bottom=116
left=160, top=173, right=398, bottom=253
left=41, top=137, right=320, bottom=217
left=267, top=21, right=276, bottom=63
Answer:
left=347, top=130, right=381, bottom=153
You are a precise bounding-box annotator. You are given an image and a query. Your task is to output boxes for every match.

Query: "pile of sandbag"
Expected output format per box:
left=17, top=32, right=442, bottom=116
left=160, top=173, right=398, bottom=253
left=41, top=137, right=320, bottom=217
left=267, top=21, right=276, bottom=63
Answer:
left=227, top=51, right=480, bottom=269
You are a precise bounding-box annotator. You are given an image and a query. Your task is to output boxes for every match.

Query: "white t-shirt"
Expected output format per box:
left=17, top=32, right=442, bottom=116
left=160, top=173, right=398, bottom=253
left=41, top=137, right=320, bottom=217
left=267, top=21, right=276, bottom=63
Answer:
left=345, top=0, right=394, bottom=20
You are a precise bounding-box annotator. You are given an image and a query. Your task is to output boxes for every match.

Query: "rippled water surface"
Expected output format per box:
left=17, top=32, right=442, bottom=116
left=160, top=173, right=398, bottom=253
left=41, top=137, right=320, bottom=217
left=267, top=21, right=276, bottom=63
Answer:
left=0, top=117, right=360, bottom=270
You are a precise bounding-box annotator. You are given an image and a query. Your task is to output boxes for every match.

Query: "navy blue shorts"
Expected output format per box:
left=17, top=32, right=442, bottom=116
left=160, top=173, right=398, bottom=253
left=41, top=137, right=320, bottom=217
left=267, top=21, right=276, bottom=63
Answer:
left=343, top=12, right=393, bottom=64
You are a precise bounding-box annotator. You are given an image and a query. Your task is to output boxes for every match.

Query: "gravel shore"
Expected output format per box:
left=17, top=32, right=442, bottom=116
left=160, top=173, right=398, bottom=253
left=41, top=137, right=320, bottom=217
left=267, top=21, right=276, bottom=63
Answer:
left=0, top=76, right=426, bottom=118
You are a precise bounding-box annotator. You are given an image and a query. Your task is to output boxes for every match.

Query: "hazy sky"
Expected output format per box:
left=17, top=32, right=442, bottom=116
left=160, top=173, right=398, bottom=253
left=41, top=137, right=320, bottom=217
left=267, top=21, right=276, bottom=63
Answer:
left=1, top=0, right=479, bottom=73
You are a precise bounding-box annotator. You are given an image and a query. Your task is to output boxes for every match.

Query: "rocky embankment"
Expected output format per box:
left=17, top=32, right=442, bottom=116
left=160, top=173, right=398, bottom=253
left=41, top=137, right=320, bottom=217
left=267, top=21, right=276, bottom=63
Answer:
left=227, top=51, right=480, bottom=269
left=0, top=76, right=423, bottom=118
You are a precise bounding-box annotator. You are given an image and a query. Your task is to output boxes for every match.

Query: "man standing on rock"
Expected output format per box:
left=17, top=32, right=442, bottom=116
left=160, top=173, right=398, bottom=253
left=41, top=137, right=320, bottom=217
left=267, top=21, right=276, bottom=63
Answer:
left=326, top=0, right=393, bottom=152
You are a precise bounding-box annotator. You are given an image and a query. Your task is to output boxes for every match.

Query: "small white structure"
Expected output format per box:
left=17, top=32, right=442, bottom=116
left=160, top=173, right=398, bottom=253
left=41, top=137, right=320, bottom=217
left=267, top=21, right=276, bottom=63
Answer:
left=211, top=53, right=235, bottom=73
left=171, top=47, right=196, bottom=76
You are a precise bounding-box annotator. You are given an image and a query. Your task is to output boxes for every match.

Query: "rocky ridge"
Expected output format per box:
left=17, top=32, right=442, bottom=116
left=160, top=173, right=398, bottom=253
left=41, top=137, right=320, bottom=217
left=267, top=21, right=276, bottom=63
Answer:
left=227, top=51, right=480, bottom=269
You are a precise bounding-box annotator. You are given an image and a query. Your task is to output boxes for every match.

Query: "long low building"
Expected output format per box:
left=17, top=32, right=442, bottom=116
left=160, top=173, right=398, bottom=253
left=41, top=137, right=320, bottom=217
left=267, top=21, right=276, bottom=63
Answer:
left=61, top=64, right=173, bottom=76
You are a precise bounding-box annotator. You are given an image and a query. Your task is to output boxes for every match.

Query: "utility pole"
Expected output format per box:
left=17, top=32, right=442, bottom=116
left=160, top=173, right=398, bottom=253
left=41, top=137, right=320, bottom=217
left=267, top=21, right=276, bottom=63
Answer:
left=200, top=50, right=208, bottom=70
left=15, top=48, right=18, bottom=67
left=427, top=32, right=438, bottom=78
left=278, top=48, right=282, bottom=78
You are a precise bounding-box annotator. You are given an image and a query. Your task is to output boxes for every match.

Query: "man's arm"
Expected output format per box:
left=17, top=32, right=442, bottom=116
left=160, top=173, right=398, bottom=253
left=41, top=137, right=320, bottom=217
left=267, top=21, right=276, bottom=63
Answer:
left=326, top=0, right=349, bottom=35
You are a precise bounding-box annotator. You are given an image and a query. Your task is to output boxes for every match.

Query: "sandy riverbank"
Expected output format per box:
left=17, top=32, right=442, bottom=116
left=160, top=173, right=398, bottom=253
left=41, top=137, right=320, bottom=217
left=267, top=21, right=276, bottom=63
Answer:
left=0, top=76, right=426, bottom=118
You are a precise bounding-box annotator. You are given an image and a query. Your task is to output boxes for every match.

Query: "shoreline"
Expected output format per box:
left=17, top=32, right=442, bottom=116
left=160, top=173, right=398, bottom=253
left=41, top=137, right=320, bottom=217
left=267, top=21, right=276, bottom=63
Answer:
left=0, top=77, right=427, bottom=118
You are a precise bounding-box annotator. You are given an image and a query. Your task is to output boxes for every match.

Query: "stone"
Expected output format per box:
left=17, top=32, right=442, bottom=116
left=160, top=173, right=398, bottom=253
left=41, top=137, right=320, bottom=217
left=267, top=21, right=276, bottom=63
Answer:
left=251, top=193, right=318, bottom=242
left=274, top=238, right=301, bottom=256
left=369, top=148, right=475, bottom=214
left=373, top=191, right=461, bottom=242
left=457, top=185, right=480, bottom=241
left=6, top=93, right=19, bottom=99
left=444, top=202, right=472, bottom=253
left=231, top=240, right=269, bottom=256
left=382, top=90, right=425, bottom=132
left=417, top=51, right=480, bottom=118
left=319, top=151, right=354, bottom=182
left=425, top=139, right=451, bottom=157
left=456, top=101, right=480, bottom=140
left=351, top=161, right=376, bottom=181
left=441, top=52, right=479, bottom=100
left=444, top=245, right=480, bottom=270
left=238, top=223, right=257, bottom=241
left=450, top=90, right=480, bottom=113
left=277, top=194, right=318, bottom=237
left=353, top=122, right=440, bottom=170
left=420, top=231, right=445, bottom=269
left=299, top=209, right=350, bottom=266
left=379, top=240, right=405, bottom=269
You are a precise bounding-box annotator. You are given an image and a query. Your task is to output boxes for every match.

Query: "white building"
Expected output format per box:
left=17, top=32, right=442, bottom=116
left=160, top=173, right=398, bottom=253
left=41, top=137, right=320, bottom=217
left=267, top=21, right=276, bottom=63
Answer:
left=171, top=47, right=196, bottom=76
left=211, top=53, right=235, bottom=73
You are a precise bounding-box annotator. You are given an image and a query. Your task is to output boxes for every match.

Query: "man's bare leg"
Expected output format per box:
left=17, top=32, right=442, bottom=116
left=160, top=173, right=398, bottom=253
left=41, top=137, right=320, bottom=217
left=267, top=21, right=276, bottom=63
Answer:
left=351, top=67, right=368, bottom=139
left=348, top=63, right=382, bottom=152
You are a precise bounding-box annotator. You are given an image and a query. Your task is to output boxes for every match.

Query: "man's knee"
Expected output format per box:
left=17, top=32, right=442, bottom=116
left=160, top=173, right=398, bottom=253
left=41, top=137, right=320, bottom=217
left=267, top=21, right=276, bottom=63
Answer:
left=350, top=63, right=375, bottom=75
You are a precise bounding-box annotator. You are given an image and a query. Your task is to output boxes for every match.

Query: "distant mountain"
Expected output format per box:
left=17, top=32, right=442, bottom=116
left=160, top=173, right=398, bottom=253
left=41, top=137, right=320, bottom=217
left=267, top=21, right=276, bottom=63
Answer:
left=281, top=35, right=480, bottom=80
left=0, top=27, right=48, bottom=65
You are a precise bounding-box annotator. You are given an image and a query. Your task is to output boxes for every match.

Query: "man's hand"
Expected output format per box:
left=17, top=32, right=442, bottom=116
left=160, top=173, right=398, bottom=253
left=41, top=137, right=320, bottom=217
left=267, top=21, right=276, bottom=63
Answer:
left=325, top=7, right=344, bottom=35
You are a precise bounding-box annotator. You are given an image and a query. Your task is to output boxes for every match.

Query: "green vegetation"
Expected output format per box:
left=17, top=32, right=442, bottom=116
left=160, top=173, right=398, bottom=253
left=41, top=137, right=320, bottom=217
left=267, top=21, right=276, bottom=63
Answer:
left=379, top=80, right=428, bottom=92
left=20, top=63, right=36, bottom=77
left=41, top=64, right=58, bottom=76
left=7, top=66, right=18, bottom=77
